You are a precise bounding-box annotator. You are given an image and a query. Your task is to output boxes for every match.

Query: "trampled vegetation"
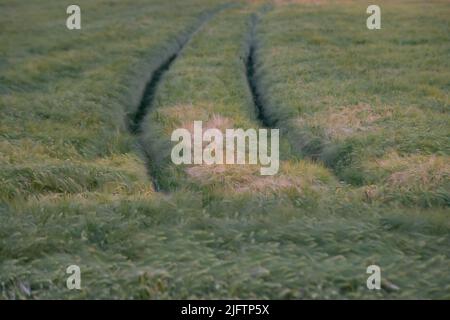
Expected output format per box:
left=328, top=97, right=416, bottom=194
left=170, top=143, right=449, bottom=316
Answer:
left=0, top=0, right=448, bottom=299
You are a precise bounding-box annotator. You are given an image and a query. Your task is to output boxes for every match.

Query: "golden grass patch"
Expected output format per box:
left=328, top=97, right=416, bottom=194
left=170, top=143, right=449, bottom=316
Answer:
left=376, top=153, right=450, bottom=189
left=186, top=164, right=301, bottom=194
left=155, top=103, right=211, bottom=132
left=181, top=114, right=234, bottom=134
left=185, top=160, right=333, bottom=195
left=295, top=103, right=392, bottom=140
left=361, top=152, right=449, bottom=203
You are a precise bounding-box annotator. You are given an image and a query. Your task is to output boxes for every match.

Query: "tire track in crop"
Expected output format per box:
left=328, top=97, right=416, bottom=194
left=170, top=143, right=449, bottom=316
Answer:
left=129, top=54, right=177, bottom=135
left=245, top=9, right=274, bottom=129
left=129, top=5, right=229, bottom=134
left=244, top=9, right=354, bottom=181
left=128, top=5, right=229, bottom=191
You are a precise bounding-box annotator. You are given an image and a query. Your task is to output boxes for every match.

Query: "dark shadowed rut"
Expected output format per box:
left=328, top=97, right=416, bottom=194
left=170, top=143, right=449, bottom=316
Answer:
left=127, top=6, right=229, bottom=191
left=128, top=5, right=275, bottom=191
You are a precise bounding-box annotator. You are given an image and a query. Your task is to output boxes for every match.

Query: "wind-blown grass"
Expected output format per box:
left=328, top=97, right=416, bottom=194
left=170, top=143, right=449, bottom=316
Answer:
left=254, top=0, right=450, bottom=207
left=0, top=0, right=448, bottom=299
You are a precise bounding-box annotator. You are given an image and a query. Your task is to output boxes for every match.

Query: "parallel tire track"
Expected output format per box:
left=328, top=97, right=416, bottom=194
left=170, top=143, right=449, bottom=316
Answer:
left=245, top=9, right=274, bottom=129
left=128, top=5, right=229, bottom=191
left=129, top=5, right=229, bottom=134
left=244, top=9, right=354, bottom=181
left=245, top=14, right=274, bottom=128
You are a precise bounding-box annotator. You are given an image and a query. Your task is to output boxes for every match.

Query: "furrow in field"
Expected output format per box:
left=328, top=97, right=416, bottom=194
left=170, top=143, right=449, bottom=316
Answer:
left=245, top=13, right=273, bottom=128
left=127, top=5, right=229, bottom=190
left=0, top=0, right=227, bottom=202
left=253, top=3, right=450, bottom=207
left=129, top=54, right=177, bottom=134
left=245, top=7, right=331, bottom=164
left=137, top=6, right=335, bottom=199
left=128, top=5, right=229, bottom=134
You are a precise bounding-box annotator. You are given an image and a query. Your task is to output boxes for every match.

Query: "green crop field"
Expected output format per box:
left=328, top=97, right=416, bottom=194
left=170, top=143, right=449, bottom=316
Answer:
left=0, top=0, right=449, bottom=299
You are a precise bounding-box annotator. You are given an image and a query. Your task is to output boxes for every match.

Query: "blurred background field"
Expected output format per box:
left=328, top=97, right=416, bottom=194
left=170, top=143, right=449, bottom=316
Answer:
left=0, top=0, right=448, bottom=299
